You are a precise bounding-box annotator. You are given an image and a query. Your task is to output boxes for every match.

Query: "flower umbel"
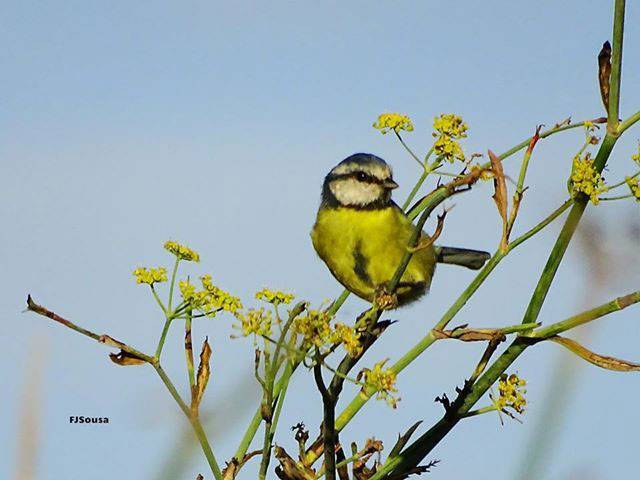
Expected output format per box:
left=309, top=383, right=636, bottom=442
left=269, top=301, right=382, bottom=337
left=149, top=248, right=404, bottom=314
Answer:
left=236, top=307, right=272, bottom=338
left=164, top=240, right=200, bottom=262
left=359, top=359, right=399, bottom=409
left=433, top=113, right=468, bottom=139
left=179, top=275, right=243, bottom=316
left=293, top=309, right=333, bottom=349
left=570, top=153, right=607, bottom=204
left=255, top=288, right=295, bottom=305
left=631, top=142, right=640, bottom=166
left=373, top=113, right=414, bottom=135
left=330, top=323, right=362, bottom=357
left=432, top=113, right=468, bottom=163
left=201, top=275, right=243, bottom=314
left=626, top=177, right=640, bottom=201
left=492, top=373, right=527, bottom=415
left=133, top=267, right=168, bottom=285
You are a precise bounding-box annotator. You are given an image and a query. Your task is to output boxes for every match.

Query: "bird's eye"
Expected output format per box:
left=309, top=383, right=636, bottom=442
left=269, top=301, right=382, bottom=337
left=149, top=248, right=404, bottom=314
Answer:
left=356, top=172, right=368, bottom=181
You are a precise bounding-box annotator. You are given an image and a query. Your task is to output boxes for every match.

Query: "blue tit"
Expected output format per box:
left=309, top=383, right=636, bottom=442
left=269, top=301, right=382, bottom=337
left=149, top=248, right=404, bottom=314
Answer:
left=311, top=153, right=490, bottom=307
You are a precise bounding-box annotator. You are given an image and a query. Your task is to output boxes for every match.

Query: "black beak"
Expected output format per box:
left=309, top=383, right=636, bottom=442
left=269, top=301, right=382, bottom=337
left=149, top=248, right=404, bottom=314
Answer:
left=383, top=179, right=399, bottom=190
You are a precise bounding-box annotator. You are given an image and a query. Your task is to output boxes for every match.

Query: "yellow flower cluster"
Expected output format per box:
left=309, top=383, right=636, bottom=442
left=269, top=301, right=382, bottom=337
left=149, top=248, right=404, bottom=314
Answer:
left=331, top=323, right=362, bottom=357
left=179, top=275, right=243, bottom=316
left=570, top=153, right=607, bottom=204
left=164, top=240, right=200, bottom=262
left=359, top=360, right=399, bottom=408
left=432, top=113, right=468, bottom=163
left=631, top=143, right=640, bottom=165
left=626, top=177, right=640, bottom=201
left=292, top=310, right=362, bottom=356
left=372, top=113, right=414, bottom=135
left=494, top=373, right=527, bottom=414
left=293, top=309, right=333, bottom=349
left=237, top=307, right=272, bottom=337
left=133, top=267, right=168, bottom=285
left=255, top=288, right=295, bottom=305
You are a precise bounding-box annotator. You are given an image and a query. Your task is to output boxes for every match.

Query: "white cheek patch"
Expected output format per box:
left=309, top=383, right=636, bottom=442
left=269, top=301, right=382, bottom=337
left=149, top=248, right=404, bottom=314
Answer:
left=330, top=178, right=382, bottom=206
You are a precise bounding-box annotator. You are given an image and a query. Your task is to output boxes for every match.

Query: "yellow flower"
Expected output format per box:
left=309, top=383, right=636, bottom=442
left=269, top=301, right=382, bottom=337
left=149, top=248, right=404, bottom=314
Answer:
left=632, top=143, right=640, bottom=166
left=164, top=240, right=200, bottom=262
left=570, top=153, right=607, bottom=204
left=433, top=113, right=468, bottom=139
left=236, top=307, right=272, bottom=337
left=432, top=113, right=468, bottom=163
left=133, top=267, right=168, bottom=285
left=293, top=309, right=333, bottom=349
left=255, top=288, right=295, bottom=305
left=433, top=135, right=465, bottom=163
left=359, top=359, right=399, bottom=409
left=179, top=276, right=243, bottom=316
left=331, top=323, right=362, bottom=357
left=200, top=275, right=243, bottom=314
left=493, top=373, right=527, bottom=414
left=178, top=279, right=209, bottom=309
left=373, top=113, right=414, bottom=135
left=626, top=176, right=640, bottom=201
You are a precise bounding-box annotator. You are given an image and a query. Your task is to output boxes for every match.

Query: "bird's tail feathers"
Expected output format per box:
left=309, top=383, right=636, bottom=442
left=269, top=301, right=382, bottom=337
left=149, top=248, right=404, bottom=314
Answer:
left=435, top=246, right=491, bottom=270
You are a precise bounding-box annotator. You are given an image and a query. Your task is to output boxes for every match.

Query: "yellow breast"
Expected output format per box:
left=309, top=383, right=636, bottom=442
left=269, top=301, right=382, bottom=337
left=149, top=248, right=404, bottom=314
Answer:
left=310, top=205, right=436, bottom=304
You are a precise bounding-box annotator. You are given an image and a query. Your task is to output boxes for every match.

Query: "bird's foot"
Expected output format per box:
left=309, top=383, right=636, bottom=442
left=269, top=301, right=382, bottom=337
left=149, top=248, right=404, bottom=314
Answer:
left=406, top=237, right=435, bottom=253
left=374, top=286, right=398, bottom=310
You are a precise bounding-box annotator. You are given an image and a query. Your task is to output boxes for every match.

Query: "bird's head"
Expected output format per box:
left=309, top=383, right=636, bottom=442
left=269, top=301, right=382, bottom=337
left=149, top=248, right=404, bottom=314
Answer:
left=322, top=153, right=399, bottom=209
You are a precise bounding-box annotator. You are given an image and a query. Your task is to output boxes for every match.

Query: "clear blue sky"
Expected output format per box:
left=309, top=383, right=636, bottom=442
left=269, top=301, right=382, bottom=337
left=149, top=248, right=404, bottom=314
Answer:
left=2, top=1, right=640, bottom=479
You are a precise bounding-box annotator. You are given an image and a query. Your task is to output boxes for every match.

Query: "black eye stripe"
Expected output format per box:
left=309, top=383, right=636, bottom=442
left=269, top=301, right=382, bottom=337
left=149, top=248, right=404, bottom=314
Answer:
left=330, top=172, right=384, bottom=184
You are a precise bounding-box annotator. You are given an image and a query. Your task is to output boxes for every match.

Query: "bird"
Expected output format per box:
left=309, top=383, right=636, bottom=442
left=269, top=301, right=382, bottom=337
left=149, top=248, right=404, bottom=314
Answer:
left=310, top=153, right=490, bottom=308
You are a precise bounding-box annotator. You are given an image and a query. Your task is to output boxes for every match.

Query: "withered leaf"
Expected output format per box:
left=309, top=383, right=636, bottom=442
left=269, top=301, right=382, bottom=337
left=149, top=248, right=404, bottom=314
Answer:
left=550, top=336, right=640, bottom=372
left=488, top=150, right=509, bottom=247
left=274, top=446, right=316, bottom=480
left=598, top=41, right=612, bottom=112
left=193, top=338, right=212, bottom=409
left=109, top=349, right=147, bottom=366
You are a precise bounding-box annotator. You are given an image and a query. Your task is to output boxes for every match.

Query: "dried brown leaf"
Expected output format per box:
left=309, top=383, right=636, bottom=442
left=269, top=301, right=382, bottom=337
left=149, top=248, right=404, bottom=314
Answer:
left=488, top=150, right=509, bottom=249
left=192, top=338, right=212, bottom=409
left=598, top=41, right=612, bottom=112
left=550, top=336, right=640, bottom=372
left=108, top=349, right=147, bottom=366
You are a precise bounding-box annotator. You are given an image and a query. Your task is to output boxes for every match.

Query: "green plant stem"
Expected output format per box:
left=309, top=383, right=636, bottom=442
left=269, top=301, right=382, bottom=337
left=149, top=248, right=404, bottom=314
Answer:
left=618, top=110, right=640, bottom=135
left=167, top=257, right=180, bottom=312
left=258, top=311, right=298, bottom=479
left=462, top=405, right=498, bottom=418
left=508, top=200, right=573, bottom=250
left=608, top=0, right=625, bottom=132
left=150, top=285, right=168, bottom=315
left=523, top=137, right=616, bottom=327
left=155, top=317, right=173, bottom=359
left=395, top=131, right=424, bottom=168
left=529, top=290, right=640, bottom=339
left=485, top=118, right=605, bottom=168
left=601, top=193, right=634, bottom=201
left=234, top=306, right=306, bottom=470
left=153, top=363, right=223, bottom=480
left=402, top=169, right=429, bottom=211
left=606, top=170, right=639, bottom=190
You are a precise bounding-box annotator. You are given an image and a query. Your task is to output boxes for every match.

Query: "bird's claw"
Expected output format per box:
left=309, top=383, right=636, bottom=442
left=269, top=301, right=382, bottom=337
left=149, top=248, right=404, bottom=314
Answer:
left=374, top=287, right=398, bottom=310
